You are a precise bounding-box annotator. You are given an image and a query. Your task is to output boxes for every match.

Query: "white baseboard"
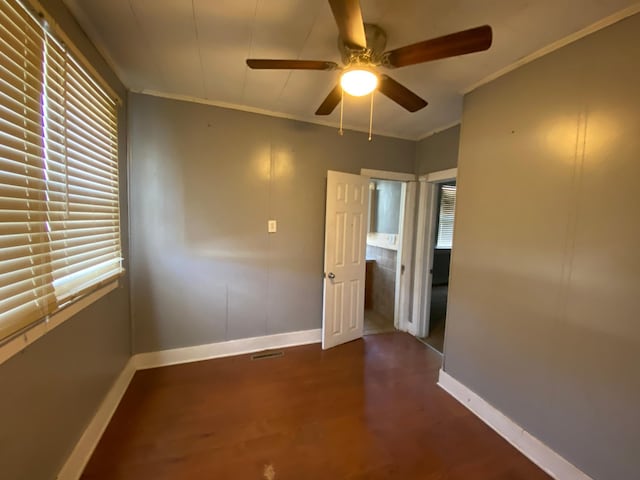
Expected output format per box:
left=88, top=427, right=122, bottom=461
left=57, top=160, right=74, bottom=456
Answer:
left=437, top=369, right=592, bottom=480
left=56, top=358, right=137, bottom=480
left=133, top=329, right=322, bottom=370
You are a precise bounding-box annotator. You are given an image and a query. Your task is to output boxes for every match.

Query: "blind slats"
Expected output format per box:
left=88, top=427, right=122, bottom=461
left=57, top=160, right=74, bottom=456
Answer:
left=0, top=292, right=56, bottom=339
left=2, top=160, right=118, bottom=198
left=50, top=247, right=120, bottom=271
left=0, top=88, right=43, bottom=123
left=436, top=185, right=456, bottom=249
left=0, top=184, right=49, bottom=202
left=0, top=262, right=51, bottom=289
left=0, top=52, right=43, bottom=92
left=66, top=106, right=114, bottom=151
left=0, top=14, right=43, bottom=63
left=0, top=130, right=44, bottom=159
left=67, top=139, right=118, bottom=171
left=67, top=164, right=118, bottom=188
left=67, top=149, right=118, bottom=175
left=0, top=0, right=44, bottom=42
left=0, top=230, right=119, bottom=276
left=67, top=60, right=115, bottom=116
left=0, top=0, right=122, bottom=342
left=0, top=270, right=56, bottom=305
left=67, top=127, right=117, bottom=156
left=0, top=209, right=119, bottom=223
left=51, top=233, right=119, bottom=251
left=0, top=103, right=43, bottom=132
left=0, top=241, right=51, bottom=262
left=0, top=220, right=117, bottom=236
left=0, top=230, right=49, bottom=250
left=1, top=147, right=50, bottom=171
left=0, top=22, right=42, bottom=64
left=0, top=250, right=51, bottom=277
left=0, top=168, right=118, bottom=201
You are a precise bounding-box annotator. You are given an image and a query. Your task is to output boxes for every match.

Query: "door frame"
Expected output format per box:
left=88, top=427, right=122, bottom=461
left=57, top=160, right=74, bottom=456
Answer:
left=411, top=168, right=457, bottom=338
left=360, top=169, right=416, bottom=333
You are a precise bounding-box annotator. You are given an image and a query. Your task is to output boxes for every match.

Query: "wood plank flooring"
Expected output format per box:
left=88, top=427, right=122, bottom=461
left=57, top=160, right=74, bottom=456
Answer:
left=81, top=333, right=550, bottom=479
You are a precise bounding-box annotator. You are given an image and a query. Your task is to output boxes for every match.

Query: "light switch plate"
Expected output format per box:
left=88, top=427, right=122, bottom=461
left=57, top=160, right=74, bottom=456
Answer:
left=268, top=220, right=277, bottom=233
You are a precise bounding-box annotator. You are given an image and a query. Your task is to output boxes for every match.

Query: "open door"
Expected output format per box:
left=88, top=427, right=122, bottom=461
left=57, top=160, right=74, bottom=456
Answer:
left=322, top=170, right=370, bottom=350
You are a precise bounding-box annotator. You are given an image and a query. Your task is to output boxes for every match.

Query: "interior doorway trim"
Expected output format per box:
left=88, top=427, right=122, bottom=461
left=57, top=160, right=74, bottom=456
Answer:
left=360, top=168, right=416, bottom=333
left=412, top=168, right=458, bottom=338
left=361, top=169, right=416, bottom=182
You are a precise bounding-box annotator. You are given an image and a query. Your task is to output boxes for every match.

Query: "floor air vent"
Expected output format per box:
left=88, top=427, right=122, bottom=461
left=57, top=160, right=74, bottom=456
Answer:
left=251, top=351, right=284, bottom=361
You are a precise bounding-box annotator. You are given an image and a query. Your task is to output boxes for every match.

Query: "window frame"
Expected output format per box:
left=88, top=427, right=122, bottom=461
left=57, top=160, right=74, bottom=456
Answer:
left=435, top=183, right=457, bottom=250
left=0, top=0, right=124, bottom=364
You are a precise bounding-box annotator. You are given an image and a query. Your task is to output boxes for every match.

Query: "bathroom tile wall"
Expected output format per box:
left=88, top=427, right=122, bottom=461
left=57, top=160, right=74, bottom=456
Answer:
left=365, top=245, right=397, bottom=321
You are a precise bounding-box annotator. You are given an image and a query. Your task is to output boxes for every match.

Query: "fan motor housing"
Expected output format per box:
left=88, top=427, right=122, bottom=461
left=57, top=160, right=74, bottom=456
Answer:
left=338, top=23, right=387, bottom=66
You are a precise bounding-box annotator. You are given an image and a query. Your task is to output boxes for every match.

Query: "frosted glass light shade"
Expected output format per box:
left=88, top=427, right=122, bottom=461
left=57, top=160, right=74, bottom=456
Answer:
left=340, top=69, right=378, bottom=97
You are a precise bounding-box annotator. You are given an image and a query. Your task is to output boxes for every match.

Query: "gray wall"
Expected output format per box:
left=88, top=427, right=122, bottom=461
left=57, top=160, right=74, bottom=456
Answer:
left=129, top=93, right=415, bottom=353
left=416, top=124, right=460, bottom=175
left=445, top=13, right=640, bottom=480
left=0, top=1, right=131, bottom=479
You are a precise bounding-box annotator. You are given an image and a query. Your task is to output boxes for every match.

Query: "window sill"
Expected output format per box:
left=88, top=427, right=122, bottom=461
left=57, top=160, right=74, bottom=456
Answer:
left=0, top=281, right=119, bottom=366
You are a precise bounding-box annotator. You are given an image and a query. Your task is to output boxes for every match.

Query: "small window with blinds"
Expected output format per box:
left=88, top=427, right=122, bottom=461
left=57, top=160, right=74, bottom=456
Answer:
left=435, top=184, right=456, bottom=249
left=0, top=0, right=122, bottom=342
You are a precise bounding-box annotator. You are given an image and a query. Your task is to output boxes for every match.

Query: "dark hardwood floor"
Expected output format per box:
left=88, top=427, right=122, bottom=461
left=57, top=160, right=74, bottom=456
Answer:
left=82, top=333, right=550, bottom=479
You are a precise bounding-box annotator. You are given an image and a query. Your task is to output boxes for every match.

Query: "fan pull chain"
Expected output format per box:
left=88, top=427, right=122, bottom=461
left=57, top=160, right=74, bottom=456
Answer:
left=339, top=88, right=344, bottom=136
left=368, top=91, right=374, bottom=141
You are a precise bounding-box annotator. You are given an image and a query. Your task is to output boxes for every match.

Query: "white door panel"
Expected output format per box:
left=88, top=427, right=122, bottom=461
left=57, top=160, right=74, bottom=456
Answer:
left=322, top=171, right=369, bottom=349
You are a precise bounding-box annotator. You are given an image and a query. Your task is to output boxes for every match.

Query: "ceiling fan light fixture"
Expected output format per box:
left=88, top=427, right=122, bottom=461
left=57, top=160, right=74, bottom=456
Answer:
left=340, top=68, right=378, bottom=97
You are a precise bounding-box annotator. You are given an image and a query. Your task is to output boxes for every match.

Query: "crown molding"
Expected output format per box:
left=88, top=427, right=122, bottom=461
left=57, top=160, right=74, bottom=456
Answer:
left=134, top=89, right=419, bottom=142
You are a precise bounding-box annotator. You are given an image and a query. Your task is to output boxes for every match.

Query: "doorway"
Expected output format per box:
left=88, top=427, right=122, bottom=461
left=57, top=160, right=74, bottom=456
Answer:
left=321, top=169, right=416, bottom=350
left=364, top=178, right=401, bottom=335
left=424, top=181, right=456, bottom=351
left=360, top=169, right=416, bottom=336
left=412, top=168, right=458, bottom=353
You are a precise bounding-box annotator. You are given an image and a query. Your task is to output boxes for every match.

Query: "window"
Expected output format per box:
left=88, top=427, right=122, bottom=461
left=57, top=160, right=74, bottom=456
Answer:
left=436, top=184, right=456, bottom=249
left=0, top=0, right=122, bottom=342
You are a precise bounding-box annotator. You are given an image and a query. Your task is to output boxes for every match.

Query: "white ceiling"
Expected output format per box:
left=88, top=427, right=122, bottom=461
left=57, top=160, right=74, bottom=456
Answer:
left=62, top=0, right=639, bottom=140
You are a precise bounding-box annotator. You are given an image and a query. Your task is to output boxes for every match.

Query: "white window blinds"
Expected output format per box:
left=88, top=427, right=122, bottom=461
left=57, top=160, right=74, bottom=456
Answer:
left=436, top=184, right=456, bottom=249
left=0, top=0, right=122, bottom=342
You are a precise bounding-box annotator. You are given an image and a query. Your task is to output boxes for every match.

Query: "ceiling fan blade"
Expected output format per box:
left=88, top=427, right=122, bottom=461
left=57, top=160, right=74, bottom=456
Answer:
left=328, top=0, right=367, bottom=49
left=315, top=84, right=342, bottom=115
left=384, top=25, right=493, bottom=68
left=378, top=75, right=427, bottom=112
left=246, top=59, right=338, bottom=70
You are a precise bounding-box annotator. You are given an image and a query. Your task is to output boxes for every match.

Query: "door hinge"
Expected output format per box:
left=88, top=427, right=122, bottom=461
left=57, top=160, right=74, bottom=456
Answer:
left=401, top=264, right=405, bottom=274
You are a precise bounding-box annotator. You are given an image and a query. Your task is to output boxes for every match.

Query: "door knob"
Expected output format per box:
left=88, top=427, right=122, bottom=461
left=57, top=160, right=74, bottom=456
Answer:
left=327, top=272, right=335, bottom=279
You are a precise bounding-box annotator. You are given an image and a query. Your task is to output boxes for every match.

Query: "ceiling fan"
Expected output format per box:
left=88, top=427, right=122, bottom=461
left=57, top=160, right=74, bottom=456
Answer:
left=246, top=0, right=493, bottom=116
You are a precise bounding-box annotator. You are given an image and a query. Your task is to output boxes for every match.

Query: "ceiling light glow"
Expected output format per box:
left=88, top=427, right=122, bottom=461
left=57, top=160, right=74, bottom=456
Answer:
left=340, top=69, right=378, bottom=97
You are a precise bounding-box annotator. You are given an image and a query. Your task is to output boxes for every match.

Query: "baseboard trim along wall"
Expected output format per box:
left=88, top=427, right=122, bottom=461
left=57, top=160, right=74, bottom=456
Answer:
left=56, top=358, right=137, bottom=480
left=57, top=328, right=322, bottom=479
left=437, top=369, right=593, bottom=480
left=133, top=328, right=322, bottom=370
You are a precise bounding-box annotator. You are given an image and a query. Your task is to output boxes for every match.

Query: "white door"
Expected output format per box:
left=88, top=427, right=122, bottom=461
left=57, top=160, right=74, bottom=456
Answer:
left=322, top=170, right=370, bottom=350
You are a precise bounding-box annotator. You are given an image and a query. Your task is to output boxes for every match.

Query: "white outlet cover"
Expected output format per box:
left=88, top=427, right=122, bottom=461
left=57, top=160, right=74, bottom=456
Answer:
left=268, top=220, right=277, bottom=233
